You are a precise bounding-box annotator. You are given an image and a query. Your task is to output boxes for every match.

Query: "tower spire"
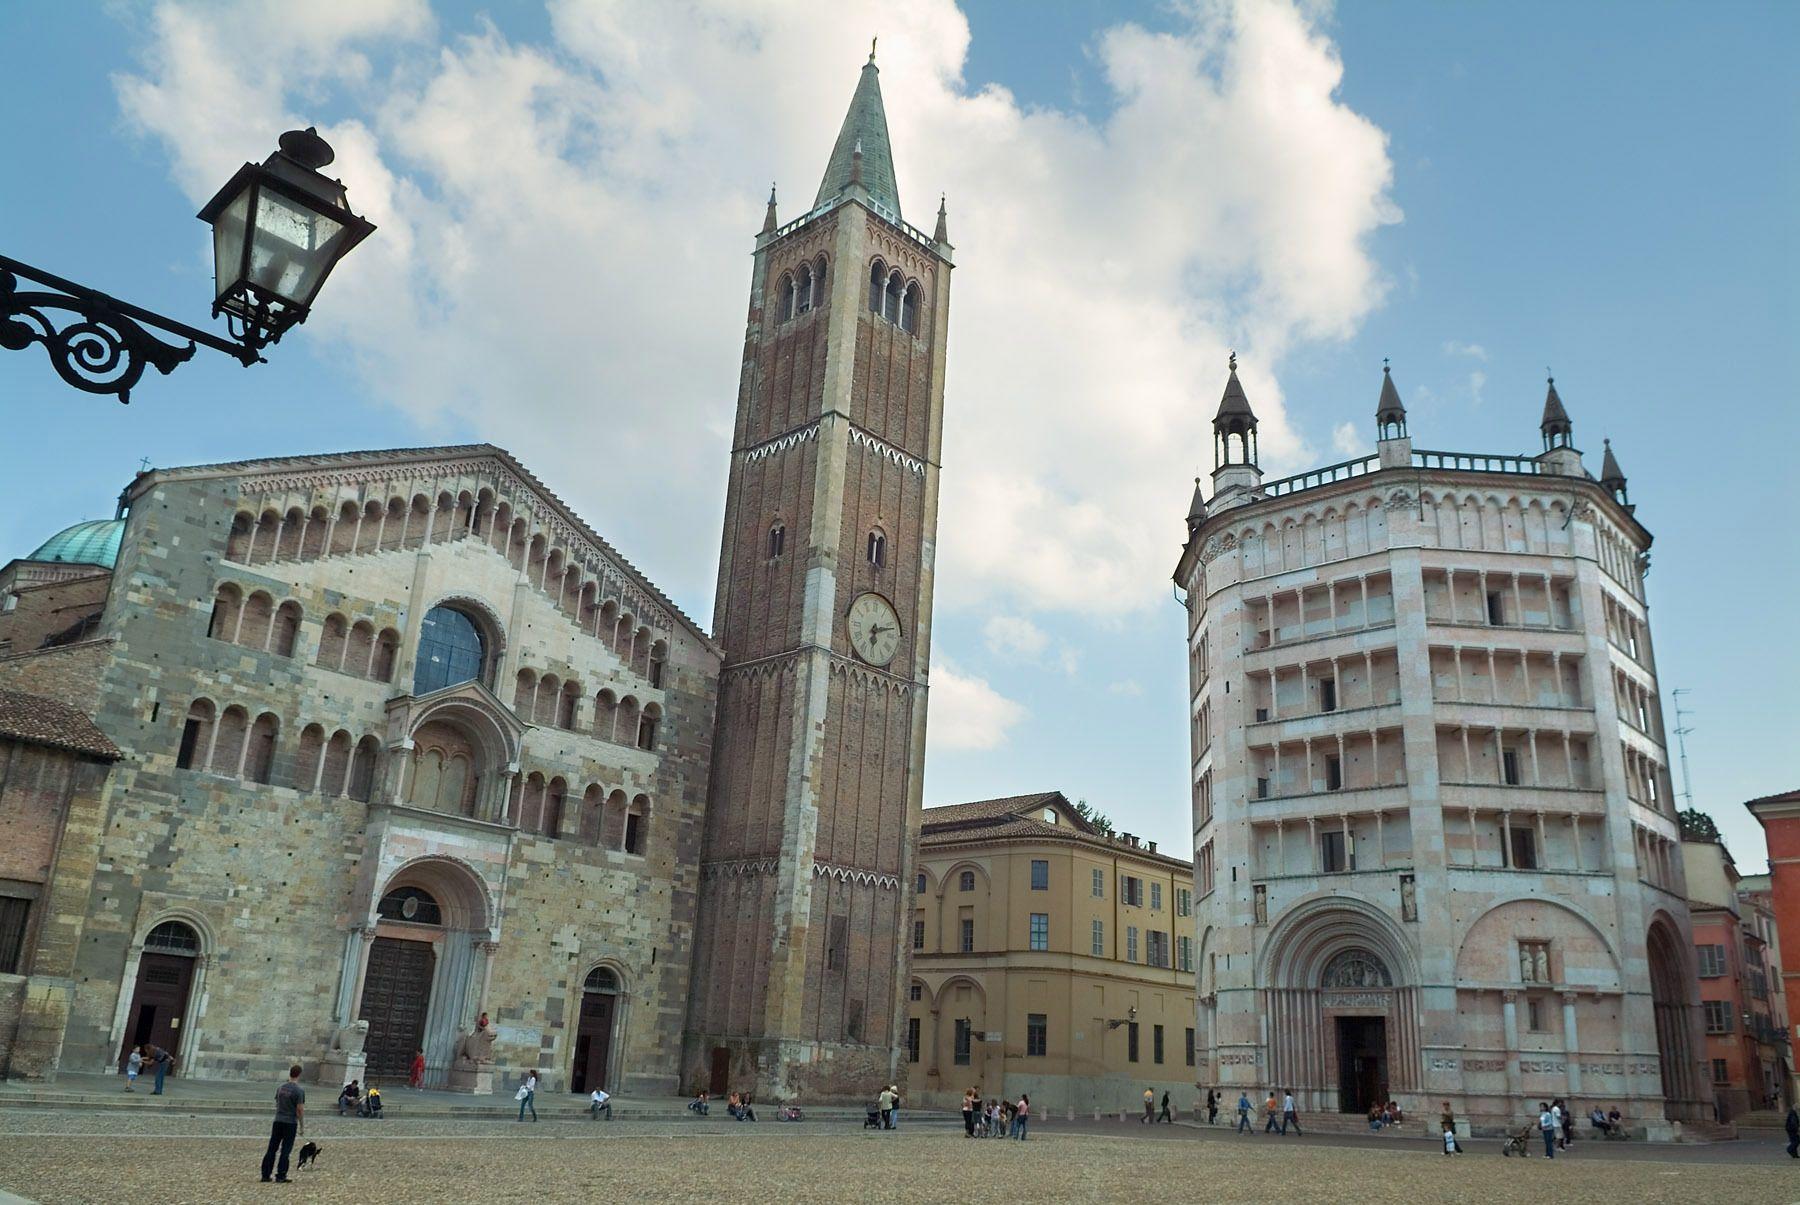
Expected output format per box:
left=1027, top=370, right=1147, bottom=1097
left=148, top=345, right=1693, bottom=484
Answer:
left=815, top=50, right=901, bottom=217
left=1540, top=371, right=1573, bottom=450
left=762, top=183, right=778, bottom=234
left=1599, top=438, right=1630, bottom=508
left=1376, top=358, right=1407, bottom=440
left=933, top=194, right=949, bottom=244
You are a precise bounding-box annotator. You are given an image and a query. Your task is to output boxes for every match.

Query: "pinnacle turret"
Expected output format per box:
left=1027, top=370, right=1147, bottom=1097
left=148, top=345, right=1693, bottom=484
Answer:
left=1600, top=438, right=1629, bottom=507
left=1540, top=373, right=1573, bottom=450
left=1376, top=359, right=1407, bottom=440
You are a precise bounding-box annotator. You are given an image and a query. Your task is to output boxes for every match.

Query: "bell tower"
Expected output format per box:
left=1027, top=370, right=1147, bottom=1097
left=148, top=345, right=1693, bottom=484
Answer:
left=684, top=49, right=955, bottom=1099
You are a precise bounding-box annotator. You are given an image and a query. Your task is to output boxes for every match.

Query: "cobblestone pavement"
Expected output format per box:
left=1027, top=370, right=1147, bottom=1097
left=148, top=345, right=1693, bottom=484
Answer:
left=0, top=1116, right=1792, bottom=1204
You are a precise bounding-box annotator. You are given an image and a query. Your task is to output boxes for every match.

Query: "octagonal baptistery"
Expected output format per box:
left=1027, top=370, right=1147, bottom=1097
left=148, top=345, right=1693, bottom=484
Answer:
left=0, top=445, right=720, bottom=1097
left=1173, top=361, right=1707, bottom=1135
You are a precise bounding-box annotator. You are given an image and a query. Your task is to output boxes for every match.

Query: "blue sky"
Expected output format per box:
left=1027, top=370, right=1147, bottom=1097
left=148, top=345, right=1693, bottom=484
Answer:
left=1, top=1, right=1793, bottom=867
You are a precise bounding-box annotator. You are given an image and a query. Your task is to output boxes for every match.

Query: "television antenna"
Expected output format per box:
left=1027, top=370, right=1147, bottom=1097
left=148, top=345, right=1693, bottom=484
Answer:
left=1671, top=688, right=1696, bottom=810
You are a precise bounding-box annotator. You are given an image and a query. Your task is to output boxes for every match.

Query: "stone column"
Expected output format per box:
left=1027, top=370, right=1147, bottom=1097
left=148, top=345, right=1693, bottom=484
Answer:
left=1502, top=991, right=1522, bottom=1100
left=1562, top=992, right=1582, bottom=1096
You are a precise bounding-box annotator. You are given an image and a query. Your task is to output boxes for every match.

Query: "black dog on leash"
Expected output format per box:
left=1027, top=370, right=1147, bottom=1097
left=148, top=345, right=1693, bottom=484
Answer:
left=295, top=1142, right=322, bottom=1170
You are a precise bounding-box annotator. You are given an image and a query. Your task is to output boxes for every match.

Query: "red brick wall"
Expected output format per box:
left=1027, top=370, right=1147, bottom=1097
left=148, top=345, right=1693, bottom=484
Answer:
left=0, top=739, right=75, bottom=885
left=0, top=640, right=112, bottom=710
left=0, top=575, right=109, bottom=656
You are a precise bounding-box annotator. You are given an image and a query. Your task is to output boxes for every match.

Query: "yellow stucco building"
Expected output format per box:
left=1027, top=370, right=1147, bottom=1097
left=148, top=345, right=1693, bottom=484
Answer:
left=906, top=793, right=1197, bottom=1115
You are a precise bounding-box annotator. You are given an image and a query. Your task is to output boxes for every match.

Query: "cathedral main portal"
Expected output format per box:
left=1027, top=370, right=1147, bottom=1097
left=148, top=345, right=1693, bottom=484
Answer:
left=360, top=937, right=435, bottom=1080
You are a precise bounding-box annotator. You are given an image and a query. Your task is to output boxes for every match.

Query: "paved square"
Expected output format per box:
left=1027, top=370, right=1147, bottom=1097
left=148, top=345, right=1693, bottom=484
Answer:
left=0, top=1118, right=1794, bottom=1204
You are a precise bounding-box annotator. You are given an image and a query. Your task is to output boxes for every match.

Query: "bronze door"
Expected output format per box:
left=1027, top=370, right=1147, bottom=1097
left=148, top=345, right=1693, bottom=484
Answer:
left=359, top=937, right=436, bottom=1081
left=120, top=953, right=194, bottom=1070
left=569, top=992, right=615, bottom=1094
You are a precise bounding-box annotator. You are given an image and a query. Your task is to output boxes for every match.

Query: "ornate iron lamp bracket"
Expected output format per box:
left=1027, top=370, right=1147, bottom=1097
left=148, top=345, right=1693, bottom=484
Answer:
left=0, top=254, right=260, bottom=403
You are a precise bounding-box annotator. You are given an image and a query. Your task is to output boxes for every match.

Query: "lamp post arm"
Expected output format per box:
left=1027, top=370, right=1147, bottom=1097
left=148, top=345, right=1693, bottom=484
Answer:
left=0, top=253, right=261, bottom=403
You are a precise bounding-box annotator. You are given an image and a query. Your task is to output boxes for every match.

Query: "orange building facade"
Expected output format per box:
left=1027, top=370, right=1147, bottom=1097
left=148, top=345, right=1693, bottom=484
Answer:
left=1747, top=789, right=1800, bottom=1108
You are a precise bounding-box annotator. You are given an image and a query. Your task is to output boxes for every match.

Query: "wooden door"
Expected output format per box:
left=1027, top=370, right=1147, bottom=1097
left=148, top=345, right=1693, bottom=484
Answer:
left=709, top=1046, right=731, bottom=1096
left=120, top=953, right=194, bottom=1070
left=359, top=937, right=436, bottom=1081
left=569, top=992, right=615, bottom=1094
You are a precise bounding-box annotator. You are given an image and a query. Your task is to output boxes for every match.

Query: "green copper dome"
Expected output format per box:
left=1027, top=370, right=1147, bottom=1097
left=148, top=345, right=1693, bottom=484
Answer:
left=27, top=519, right=125, bottom=569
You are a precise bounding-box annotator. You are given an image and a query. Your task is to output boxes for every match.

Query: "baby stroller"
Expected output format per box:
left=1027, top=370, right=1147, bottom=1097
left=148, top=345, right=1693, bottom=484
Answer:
left=777, top=1105, right=804, bottom=1122
left=863, top=1107, right=882, bottom=1129
left=1500, top=1126, right=1532, bottom=1156
left=359, top=1087, right=384, bottom=1119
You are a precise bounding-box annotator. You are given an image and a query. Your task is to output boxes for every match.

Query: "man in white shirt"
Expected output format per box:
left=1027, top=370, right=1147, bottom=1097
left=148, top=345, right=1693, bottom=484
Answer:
left=589, top=1087, right=612, bottom=1120
left=1281, top=1091, right=1302, bottom=1136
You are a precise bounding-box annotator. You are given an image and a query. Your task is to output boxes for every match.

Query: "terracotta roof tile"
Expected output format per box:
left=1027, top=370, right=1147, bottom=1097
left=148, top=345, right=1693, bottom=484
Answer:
left=0, top=688, right=120, bottom=760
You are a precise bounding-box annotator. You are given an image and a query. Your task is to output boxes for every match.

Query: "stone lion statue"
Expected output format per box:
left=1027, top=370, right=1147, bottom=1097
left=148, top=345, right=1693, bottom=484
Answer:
left=454, top=1025, right=497, bottom=1066
left=331, top=1020, right=370, bottom=1054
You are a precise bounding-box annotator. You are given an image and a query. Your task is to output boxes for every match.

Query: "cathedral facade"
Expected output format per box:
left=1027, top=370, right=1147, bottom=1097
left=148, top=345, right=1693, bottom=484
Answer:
left=1177, top=362, right=1711, bottom=1135
left=0, top=55, right=947, bottom=1102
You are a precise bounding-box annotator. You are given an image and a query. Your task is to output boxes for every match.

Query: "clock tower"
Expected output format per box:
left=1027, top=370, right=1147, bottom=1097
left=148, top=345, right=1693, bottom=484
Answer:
left=683, top=49, right=954, bottom=1099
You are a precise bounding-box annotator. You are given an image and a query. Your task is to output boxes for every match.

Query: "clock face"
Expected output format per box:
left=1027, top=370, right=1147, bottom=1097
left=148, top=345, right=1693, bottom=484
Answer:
left=847, top=593, right=902, bottom=667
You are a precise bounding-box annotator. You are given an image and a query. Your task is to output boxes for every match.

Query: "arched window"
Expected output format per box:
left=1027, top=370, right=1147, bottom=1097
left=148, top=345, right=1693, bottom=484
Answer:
left=414, top=605, right=487, bottom=694
left=636, top=703, right=660, bottom=751
left=796, top=264, right=814, bottom=314
left=960, top=870, right=975, bottom=892
left=885, top=271, right=903, bottom=323
left=377, top=886, right=442, bottom=926
left=317, top=613, right=348, bottom=670
left=901, top=282, right=920, bottom=334
left=585, top=965, right=621, bottom=994
left=648, top=640, right=668, bottom=689
left=867, top=528, right=886, bottom=569
left=624, top=794, right=649, bottom=855
left=349, top=736, right=380, bottom=802
left=768, top=522, right=785, bottom=559
left=144, top=920, right=201, bottom=955
left=777, top=274, right=795, bottom=322
left=210, top=705, right=248, bottom=775
left=244, top=712, right=279, bottom=784
left=371, top=628, right=400, bottom=682
left=207, top=584, right=242, bottom=641
left=869, top=260, right=886, bottom=313
left=176, top=699, right=215, bottom=770
left=915, top=873, right=927, bottom=894
left=543, top=777, right=567, bottom=837
left=272, top=601, right=303, bottom=657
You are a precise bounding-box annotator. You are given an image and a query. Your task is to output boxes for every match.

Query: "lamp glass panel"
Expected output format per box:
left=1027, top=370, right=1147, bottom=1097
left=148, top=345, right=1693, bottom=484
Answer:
left=209, top=188, right=252, bottom=301
left=247, top=187, right=346, bottom=306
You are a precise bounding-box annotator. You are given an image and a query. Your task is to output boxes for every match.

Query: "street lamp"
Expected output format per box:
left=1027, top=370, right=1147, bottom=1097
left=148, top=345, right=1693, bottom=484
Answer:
left=0, top=127, right=374, bottom=403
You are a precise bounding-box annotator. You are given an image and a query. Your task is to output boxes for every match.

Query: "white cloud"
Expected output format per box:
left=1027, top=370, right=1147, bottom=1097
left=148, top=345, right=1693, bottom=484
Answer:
left=930, top=660, right=1026, bottom=751
left=1468, top=369, right=1487, bottom=408
left=115, top=0, right=1397, bottom=620
left=1107, top=679, right=1143, bottom=697
left=1331, top=421, right=1362, bottom=456
left=983, top=615, right=1049, bottom=659
left=1443, top=340, right=1488, bottom=361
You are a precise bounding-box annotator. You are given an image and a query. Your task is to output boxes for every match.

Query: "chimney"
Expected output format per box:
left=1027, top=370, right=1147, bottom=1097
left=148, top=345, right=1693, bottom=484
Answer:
left=1147, top=840, right=1158, bottom=854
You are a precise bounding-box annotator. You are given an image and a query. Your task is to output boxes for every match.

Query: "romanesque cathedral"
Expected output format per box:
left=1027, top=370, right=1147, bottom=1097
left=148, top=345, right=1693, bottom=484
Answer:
left=0, top=53, right=947, bottom=1102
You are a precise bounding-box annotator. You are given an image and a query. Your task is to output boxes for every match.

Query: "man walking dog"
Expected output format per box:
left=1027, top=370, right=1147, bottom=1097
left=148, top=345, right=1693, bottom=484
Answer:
left=261, top=1064, right=305, bottom=1183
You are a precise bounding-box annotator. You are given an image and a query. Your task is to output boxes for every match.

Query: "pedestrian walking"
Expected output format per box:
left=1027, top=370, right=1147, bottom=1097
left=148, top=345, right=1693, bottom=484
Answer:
left=1012, top=1094, right=1030, bottom=1139
left=889, top=1084, right=902, bottom=1129
left=1263, top=1092, right=1281, bottom=1133
left=962, top=1087, right=978, bottom=1137
left=877, top=1085, right=896, bottom=1130
left=589, top=1087, right=612, bottom=1119
left=1442, top=1122, right=1460, bottom=1155
left=1440, top=1101, right=1463, bottom=1152
left=1235, top=1091, right=1252, bottom=1134
left=148, top=1045, right=173, bottom=1094
left=408, top=1048, right=426, bottom=1090
left=1551, top=1098, right=1567, bottom=1149
left=1538, top=1102, right=1556, bottom=1159
left=1786, top=1107, right=1799, bottom=1158
left=260, top=1064, right=305, bottom=1184
left=1206, top=1089, right=1219, bottom=1125
left=516, top=1069, right=539, bottom=1121
left=1559, top=1098, right=1575, bottom=1149
left=1158, top=1091, right=1173, bottom=1123
left=124, top=1046, right=143, bottom=1092
left=1142, top=1087, right=1155, bottom=1124
left=1281, top=1090, right=1302, bottom=1136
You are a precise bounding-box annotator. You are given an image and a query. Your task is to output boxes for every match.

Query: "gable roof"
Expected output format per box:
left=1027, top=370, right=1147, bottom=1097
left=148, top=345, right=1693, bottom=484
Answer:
left=0, top=688, right=120, bottom=760
left=120, top=443, right=716, bottom=651
left=922, top=791, right=1191, bottom=868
